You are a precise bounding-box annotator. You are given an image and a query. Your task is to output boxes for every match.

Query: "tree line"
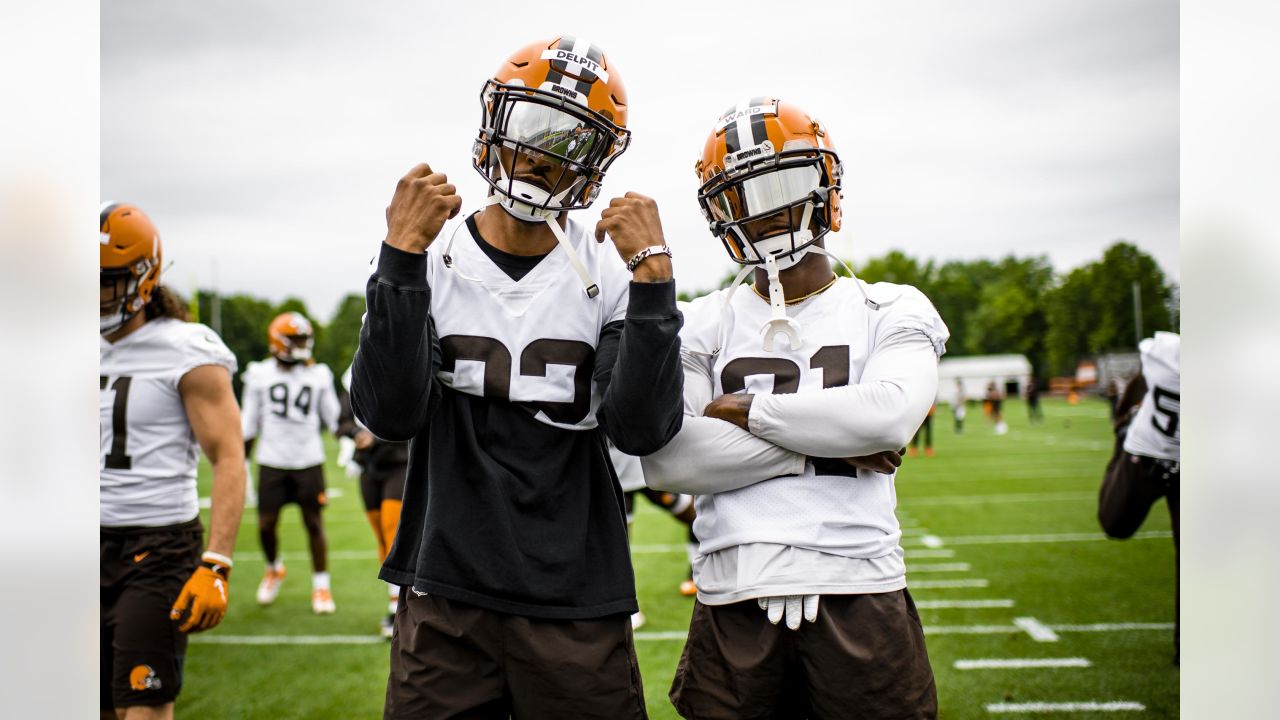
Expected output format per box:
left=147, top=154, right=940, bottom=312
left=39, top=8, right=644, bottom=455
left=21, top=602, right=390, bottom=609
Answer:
left=191, top=239, right=1175, bottom=395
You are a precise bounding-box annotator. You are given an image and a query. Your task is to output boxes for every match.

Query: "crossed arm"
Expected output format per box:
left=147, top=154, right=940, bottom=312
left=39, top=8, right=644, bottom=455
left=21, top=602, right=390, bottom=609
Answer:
left=641, top=329, right=939, bottom=495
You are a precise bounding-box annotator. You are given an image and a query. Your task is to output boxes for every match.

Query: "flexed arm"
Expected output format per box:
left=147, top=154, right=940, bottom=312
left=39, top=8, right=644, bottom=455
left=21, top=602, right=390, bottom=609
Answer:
left=351, top=163, right=459, bottom=441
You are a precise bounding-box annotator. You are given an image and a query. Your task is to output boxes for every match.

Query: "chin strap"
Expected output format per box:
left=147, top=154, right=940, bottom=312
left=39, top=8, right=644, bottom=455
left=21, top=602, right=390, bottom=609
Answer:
left=445, top=195, right=598, bottom=298
left=760, top=254, right=802, bottom=351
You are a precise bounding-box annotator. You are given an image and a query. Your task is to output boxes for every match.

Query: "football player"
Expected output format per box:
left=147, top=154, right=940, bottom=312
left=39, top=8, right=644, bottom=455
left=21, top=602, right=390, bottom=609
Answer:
left=241, top=312, right=341, bottom=614
left=1099, top=331, right=1180, bottom=662
left=350, top=37, right=683, bottom=718
left=642, top=98, right=947, bottom=718
left=336, top=365, right=407, bottom=638
left=608, top=442, right=698, bottom=630
left=100, top=202, right=246, bottom=720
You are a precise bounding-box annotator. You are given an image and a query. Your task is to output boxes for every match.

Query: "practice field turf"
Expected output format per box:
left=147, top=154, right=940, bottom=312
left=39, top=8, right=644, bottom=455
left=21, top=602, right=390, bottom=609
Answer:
left=186, top=397, right=1177, bottom=718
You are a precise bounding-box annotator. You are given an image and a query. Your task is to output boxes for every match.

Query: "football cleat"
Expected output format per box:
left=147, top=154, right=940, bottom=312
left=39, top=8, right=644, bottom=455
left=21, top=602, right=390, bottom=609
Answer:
left=312, top=588, right=336, bottom=615
left=256, top=565, right=285, bottom=606
left=679, top=579, right=698, bottom=597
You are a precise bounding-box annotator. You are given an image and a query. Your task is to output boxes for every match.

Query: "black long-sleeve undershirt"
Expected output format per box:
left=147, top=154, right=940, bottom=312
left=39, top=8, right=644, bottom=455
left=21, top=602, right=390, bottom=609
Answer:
left=351, top=242, right=682, bottom=618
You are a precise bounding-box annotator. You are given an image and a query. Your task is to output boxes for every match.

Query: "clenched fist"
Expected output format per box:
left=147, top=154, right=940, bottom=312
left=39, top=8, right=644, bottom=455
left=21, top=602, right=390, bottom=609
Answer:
left=595, top=192, right=672, bottom=282
left=384, top=163, right=463, bottom=253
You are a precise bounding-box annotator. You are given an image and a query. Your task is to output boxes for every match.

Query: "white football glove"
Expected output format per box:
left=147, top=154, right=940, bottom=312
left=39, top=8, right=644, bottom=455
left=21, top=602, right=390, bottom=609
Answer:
left=336, top=436, right=362, bottom=478
left=758, top=594, right=819, bottom=630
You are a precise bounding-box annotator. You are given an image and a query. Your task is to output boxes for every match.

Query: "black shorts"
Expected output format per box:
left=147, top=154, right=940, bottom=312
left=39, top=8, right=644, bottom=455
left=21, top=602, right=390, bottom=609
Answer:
left=671, top=591, right=937, bottom=719
left=385, top=591, right=646, bottom=719
left=360, top=464, right=408, bottom=512
left=258, top=464, right=327, bottom=515
left=100, top=518, right=203, bottom=711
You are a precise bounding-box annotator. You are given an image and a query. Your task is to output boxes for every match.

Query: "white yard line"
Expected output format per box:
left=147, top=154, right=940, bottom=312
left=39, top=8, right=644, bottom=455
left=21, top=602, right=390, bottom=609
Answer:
left=940, top=530, right=1171, bottom=546
left=909, top=562, right=972, bottom=573
left=193, top=635, right=385, bottom=645
left=917, top=599, right=1014, bottom=609
left=911, top=578, right=990, bottom=589
left=906, top=549, right=956, bottom=558
left=955, top=657, right=1090, bottom=670
left=1014, top=617, right=1061, bottom=642
left=986, top=701, right=1145, bottom=713
left=904, top=491, right=1095, bottom=506
left=919, top=534, right=946, bottom=548
left=193, top=622, right=1173, bottom=646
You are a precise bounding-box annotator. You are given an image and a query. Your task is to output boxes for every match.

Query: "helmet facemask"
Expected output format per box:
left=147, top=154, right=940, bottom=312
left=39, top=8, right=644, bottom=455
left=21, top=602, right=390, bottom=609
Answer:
left=699, top=145, right=841, bottom=270
left=473, top=80, right=630, bottom=222
left=99, top=259, right=155, bottom=336
left=276, top=334, right=314, bottom=364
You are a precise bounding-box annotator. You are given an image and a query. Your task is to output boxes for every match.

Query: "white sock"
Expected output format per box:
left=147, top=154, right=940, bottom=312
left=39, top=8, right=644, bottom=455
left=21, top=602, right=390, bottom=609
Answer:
left=269, top=560, right=284, bottom=573
left=387, top=583, right=400, bottom=613
left=313, top=572, right=330, bottom=591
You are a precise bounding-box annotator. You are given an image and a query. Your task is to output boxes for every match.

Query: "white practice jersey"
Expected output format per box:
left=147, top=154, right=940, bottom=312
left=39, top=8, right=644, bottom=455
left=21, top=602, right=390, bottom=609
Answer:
left=1123, top=331, right=1180, bottom=461
left=608, top=442, right=646, bottom=492
left=241, top=360, right=339, bottom=469
left=680, top=278, right=948, bottom=598
left=425, top=214, right=630, bottom=430
left=100, top=318, right=237, bottom=527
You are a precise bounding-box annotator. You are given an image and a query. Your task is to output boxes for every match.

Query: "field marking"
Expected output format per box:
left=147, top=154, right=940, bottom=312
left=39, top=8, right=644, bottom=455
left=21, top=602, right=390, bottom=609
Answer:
left=193, top=635, right=385, bottom=645
left=955, top=657, right=1090, bottom=670
left=920, top=535, right=945, bottom=548
left=1053, top=623, right=1174, bottom=632
left=904, top=491, right=1095, bottom=506
left=909, top=562, right=971, bottom=573
left=940, top=530, right=1171, bottom=546
left=911, top=578, right=989, bottom=589
left=193, top=622, right=1173, bottom=646
left=917, top=599, right=1014, bottom=609
left=905, top=549, right=955, bottom=558
left=1014, top=617, right=1061, bottom=642
left=923, top=621, right=1169, bottom=637
left=986, top=701, right=1145, bottom=713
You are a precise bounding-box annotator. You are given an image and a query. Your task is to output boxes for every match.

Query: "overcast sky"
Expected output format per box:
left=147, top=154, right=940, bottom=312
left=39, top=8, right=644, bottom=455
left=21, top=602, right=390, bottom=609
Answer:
left=102, top=0, right=1177, bottom=320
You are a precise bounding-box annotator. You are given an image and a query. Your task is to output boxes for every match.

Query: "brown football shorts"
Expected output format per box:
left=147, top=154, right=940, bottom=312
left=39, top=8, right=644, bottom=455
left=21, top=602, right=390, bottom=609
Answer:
left=384, top=590, right=647, bottom=719
left=360, top=464, right=407, bottom=512
left=670, top=590, right=937, bottom=719
left=257, top=463, right=327, bottom=514
left=100, top=518, right=203, bottom=711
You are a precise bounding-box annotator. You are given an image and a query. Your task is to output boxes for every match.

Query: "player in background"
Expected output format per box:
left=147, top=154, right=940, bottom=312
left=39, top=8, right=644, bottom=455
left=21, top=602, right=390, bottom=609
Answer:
left=100, top=202, right=246, bottom=719
left=1025, top=375, right=1043, bottom=423
left=642, top=98, right=945, bottom=718
left=909, top=402, right=936, bottom=457
left=1099, top=331, right=1180, bottom=662
left=241, top=312, right=341, bottom=614
left=985, top=380, right=1008, bottom=435
left=351, top=37, right=683, bottom=718
left=608, top=442, right=698, bottom=630
left=952, top=378, right=967, bottom=433
left=336, top=365, right=407, bottom=638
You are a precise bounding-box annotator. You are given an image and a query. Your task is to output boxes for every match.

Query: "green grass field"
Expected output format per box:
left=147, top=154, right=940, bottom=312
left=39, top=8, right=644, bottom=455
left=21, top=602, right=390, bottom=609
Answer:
left=185, top=397, right=1177, bottom=718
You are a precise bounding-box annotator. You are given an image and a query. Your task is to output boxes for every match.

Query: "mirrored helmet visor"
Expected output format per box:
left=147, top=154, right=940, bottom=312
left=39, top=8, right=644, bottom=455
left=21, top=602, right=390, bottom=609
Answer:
left=707, top=164, right=821, bottom=224
left=499, top=98, right=606, bottom=166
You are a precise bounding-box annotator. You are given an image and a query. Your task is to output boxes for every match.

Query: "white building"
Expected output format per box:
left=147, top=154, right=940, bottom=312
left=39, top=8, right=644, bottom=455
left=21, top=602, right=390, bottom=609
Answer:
left=937, top=354, right=1033, bottom=405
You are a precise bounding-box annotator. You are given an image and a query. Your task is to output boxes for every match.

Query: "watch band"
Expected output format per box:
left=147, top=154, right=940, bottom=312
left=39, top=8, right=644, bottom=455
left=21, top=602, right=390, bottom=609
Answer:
left=626, top=245, right=673, bottom=273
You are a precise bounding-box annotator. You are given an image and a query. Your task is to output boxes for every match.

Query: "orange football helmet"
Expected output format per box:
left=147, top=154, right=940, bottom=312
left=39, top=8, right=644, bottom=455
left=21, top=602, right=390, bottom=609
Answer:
left=472, top=37, right=630, bottom=221
left=695, top=98, right=843, bottom=268
left=267, top=312, right=314, bottom=363
left=100, top=202, right=162, bottom=335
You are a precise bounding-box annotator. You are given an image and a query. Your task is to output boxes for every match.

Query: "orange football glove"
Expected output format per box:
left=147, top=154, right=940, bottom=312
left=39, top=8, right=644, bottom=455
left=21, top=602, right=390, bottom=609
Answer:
left=170, top=553, right=232, bottom=633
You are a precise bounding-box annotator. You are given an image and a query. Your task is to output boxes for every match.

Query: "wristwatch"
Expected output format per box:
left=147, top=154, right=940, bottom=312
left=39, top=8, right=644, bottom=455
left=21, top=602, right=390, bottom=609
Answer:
left=626, top=245, right=673, bottom=272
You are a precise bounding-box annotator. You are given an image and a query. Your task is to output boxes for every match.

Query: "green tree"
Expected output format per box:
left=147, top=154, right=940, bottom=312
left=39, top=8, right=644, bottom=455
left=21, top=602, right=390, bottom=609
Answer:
left=314, top=293, right=366, bottom=381
left=1042, top=241, right=1174, bottom=376
left=962, top=255, right=1054, bottom=374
